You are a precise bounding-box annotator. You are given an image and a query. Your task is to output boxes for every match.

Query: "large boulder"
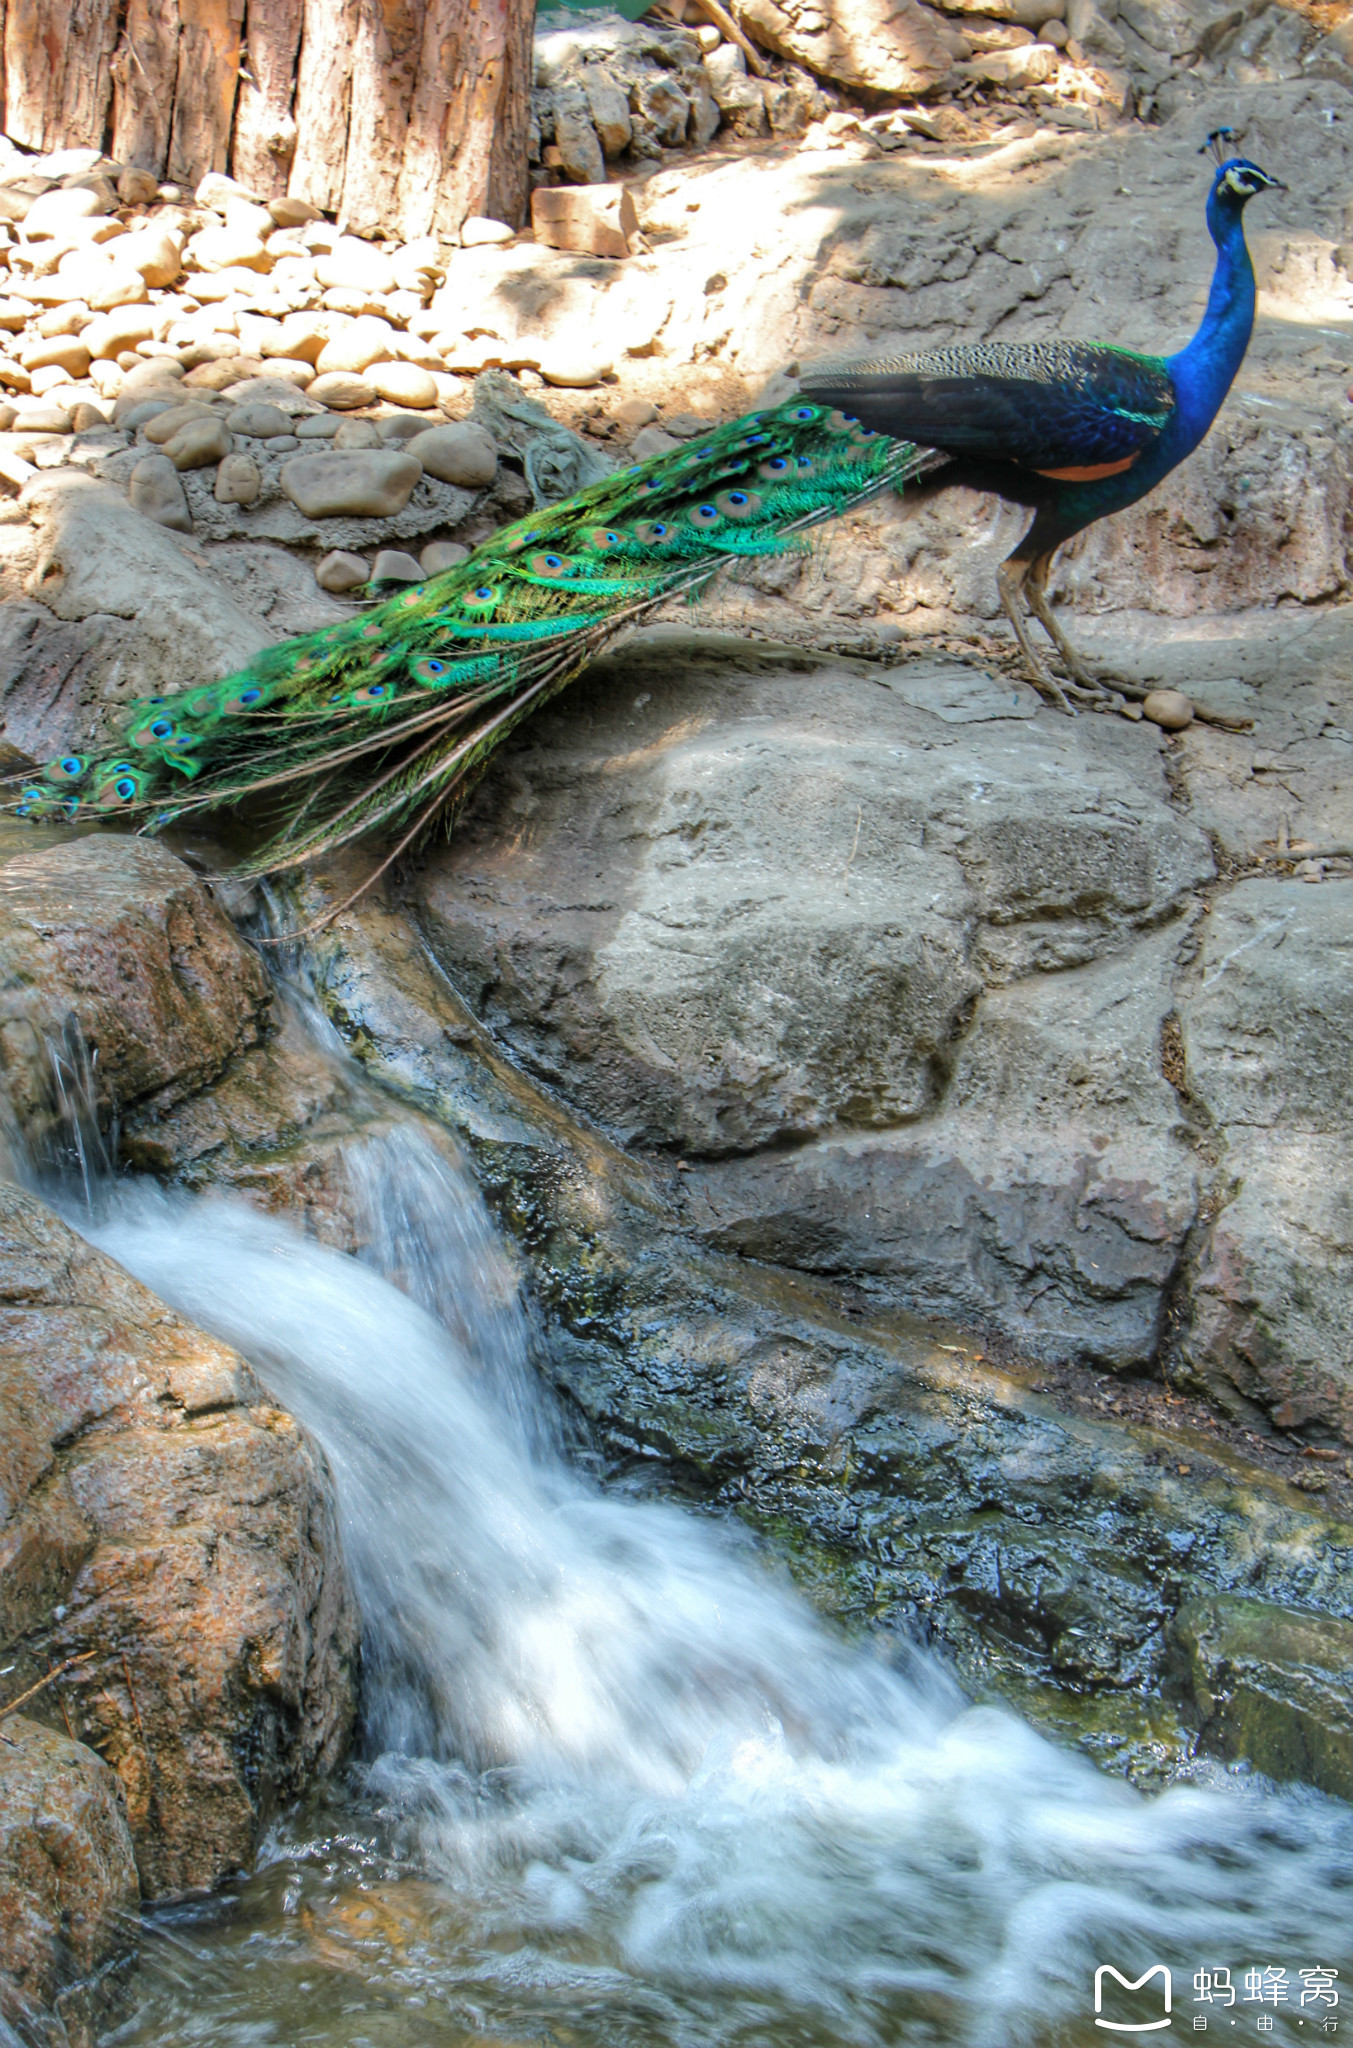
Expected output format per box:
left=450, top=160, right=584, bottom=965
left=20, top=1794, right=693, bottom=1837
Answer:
left=0, top=837, right=272, bottom=1152
left=0, top=1717, right=138, bottom=2047
left=0, top=1179, right=357, bottom=1901
left=415, top=635, right=1212, bottom=1365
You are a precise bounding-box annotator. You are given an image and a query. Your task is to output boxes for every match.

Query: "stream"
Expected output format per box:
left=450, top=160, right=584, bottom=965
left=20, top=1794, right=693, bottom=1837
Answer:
left=39, top=1019, right=1351, bottom=2048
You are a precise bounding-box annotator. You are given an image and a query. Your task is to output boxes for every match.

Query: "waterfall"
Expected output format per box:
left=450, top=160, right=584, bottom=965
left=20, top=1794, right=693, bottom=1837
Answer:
left=74, top=1124, right=1353, bottom=2048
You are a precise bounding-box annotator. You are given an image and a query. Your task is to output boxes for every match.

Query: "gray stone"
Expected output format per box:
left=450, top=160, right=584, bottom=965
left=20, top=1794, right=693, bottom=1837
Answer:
left=128, top=452, right=192, bottom=531
left=379, top=412, right=439, bottom=442
left=316, top=549, right=370, bottom=593
left=554, top=93, right=606, bottom=184
left=214, top=451, right=261, bottom=504
left=143, top=401, right=223, bottom=446
left=307, top=371, right=377, bottom=411
left=163, top=415, right=233, bottom=470
left=333, top=418, right=383, bottom=450
left=1173, top=1596, right=1353, bottom=1802
left=405, top=422, right=498, bottom=488
left=279, top=450, right=423, bottom=519
left=295, top=413, right=341, bottom=439
left=226, top=401, right=293, bottom=438
left=584, top=70, right=633, bottom=155
left=370, top=547, right=424, bottom=582
left=420, top=540, right=469, bottom=575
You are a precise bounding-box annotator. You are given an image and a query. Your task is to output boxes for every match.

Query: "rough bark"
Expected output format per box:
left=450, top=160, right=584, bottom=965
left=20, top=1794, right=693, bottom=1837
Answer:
left=340, top=0, right=427, bottom=238
left=168, top=0, right=245, bottom=186
left=110, top=0, right=182, bottom=175
left=288, top=0, right=360, bottom=214
left=231, top=0, right=305, bottom=196
left=5, top=0, right=119, bottom=153
left=397, top=0, right=534, bottom=240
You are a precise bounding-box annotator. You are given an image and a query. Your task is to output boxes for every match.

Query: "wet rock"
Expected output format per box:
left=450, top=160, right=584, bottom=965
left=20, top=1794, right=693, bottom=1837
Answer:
left=214, top=451, right=262, bottom=504
left=405, top=423, right=497, bottom=488
left=1172, top=1595, right=1353, bottom=1801
left=1175, top=879, right=1353, bottom=1439
left=127, top=453, right=192, bottom=531
left=0, top=1717, right=138, bottom=2045
left=0, top=1181, right=357, bottom=1899
left=279, top=450, right=423, bottom=519
left=0, top=837, right=271, bottom=1145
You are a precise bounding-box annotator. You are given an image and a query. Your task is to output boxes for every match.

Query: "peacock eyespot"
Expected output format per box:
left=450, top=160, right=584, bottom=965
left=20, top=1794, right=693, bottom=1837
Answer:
left=793, top=407, right=816, bottom=420
left=795, top=456, right=816, bottom=473
left=759, top=456, right=791, bottom=478
left=151, top=718, right=173, bottom=738
left=527, top=552, right=576, bottom=578
left=688, top=503, right=721, bottom=528
left=51, top=756, right=85, bottom=782
left=635, top=519, right=676, bottom=545
left=585, top=527, right=624, bottom=549
left=715, top=489, right=762, bottom=520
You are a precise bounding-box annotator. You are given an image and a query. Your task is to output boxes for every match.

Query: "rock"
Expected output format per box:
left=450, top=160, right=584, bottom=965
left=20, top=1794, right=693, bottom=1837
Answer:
left=584, top=71, right=633, bottom=155
left=279, top=450, right=423, bottom=518
left=12, top=405, right=72, bottom=434
left=613, top=396, right=659, bottom=428
left=366, top=361, right=438, bottom=408
left=1172, top=1596, right=1353, bottom=1802
left=530, top=184, right=642, bottom=261
left=0, top=1718, right=138, bottom=2043
left=226, top=400, right=293, bottom=438
left=307, top=371, right=377, bottom=410
left=420, top=540, right=468, bottom=575
left=194, top=171, right=262, bottom=211
left=629, top=423, right=683, bottom=458
left=960, top=39, right=1058, bottom=81
left=316, top=549, right=370, bottom=592
left=128, top=452, right=192, bottom=531
left=726, top=0, right=954, bottom=94
left=540, top=354, right=611, bottom=389
left=20, top=335, right=91, bottom=378
left=184, top=355, right=268, bottom=391
left=295, top=412, right=342, bottom=439
left=166, top=419, right=235, bottom=475
left=377, top=411, right=437, bottom=441
left=370, top=547, right=424, bottom=582
left=185, top=223, right=272, bottom=273
left=116, top=166, right=159, bottom=205
left=1142, top=688, right=1193, bottom=730
left=0, top=1174, right=357, bottom=1899
left=214, top=451, right=261, bottom=504
left=460, top=216, right=514, bottom=246
left=404, top=423, right=497, bottom=488
left=314, top=316, right=397, bottom=377
left=553, top=96, right=606, bottom=185
left=22, top=185, right=110, bottom=238
left=120, top=225, right=185, bottom=289
left=0, top=362, right=31, bottom=394
left=313, top=238, right=398, bottom=296
left=142, top=400, right=223, bottom=445
left=0, top=839, right=271, bottom=1135
left=1175, top=878, right=1353, bottom=1440
left=268, top=194, right=322, bottom=226
left=20, top=470, right=273, bottom=696
left=333, top=419, right=382, bottom=449
left=70, top=401, right=107, bottom=433
left=265, top=312, right=328, bottom=364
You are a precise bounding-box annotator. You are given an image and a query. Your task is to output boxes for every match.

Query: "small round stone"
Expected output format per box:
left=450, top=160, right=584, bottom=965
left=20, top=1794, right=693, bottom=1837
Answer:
left=295, top=414, right=342, bottom=440
left=370, top=548, right=425, bottom=583
left=366, top=361, right=438, bottom=409
left=1142, top=689, right=1193, bottom=732
left=420, top=540, right=469, bottom=575
left=315, top=549, right=370, bottom=593
left=225, top=401, right=292, bottom=438
left=403, top=422, right=497, bottom=488
left=308, top=372, right=377, bottom=411
left=129, top=453, right=192, bottom=531
left=460, top=216, right=514, bottom=246
left=215, top=451, right=261, bottom=504
left=333, top=419, right=382, bottom=449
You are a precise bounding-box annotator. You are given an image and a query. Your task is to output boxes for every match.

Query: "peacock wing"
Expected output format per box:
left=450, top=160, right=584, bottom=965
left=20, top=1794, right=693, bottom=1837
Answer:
left=799, top=339, right=1175, bottom=474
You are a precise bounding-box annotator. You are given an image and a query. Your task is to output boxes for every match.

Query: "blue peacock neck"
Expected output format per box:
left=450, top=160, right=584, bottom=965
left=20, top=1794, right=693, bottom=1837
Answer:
left=1165, top=174, right=1258, bottom=448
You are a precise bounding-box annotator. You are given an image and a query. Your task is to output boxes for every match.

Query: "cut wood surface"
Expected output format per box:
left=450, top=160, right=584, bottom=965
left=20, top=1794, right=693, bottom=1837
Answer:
left=6, top=0, right=120, bottom=152
left=1, top=0, right=535, bottom=237
left=231, top=0, right=305, bottom=196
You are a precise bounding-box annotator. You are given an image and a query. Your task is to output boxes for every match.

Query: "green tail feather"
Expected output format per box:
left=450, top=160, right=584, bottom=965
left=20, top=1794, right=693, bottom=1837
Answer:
left=8, top=402, right=942, bottom=876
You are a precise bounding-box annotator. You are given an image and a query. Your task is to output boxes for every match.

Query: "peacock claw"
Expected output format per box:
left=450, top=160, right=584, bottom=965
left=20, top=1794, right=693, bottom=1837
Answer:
left=999, top=551, right=1146, bottom=721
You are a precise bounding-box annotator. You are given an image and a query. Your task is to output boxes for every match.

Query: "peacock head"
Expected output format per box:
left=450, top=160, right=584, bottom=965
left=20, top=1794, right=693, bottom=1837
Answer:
left=1201, top=132, right=1285, bottom=218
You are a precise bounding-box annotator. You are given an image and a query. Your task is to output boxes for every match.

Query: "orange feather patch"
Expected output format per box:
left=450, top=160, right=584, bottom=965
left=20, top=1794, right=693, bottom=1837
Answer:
left=1031, top=454, right=1140, bottom=482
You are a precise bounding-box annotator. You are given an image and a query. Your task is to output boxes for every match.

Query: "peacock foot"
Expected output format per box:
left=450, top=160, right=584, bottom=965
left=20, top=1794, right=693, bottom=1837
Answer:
left=998, top=554, right=1147, bottom=719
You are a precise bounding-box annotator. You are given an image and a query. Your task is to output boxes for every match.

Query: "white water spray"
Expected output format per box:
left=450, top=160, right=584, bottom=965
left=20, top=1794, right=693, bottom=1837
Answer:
left=81, top=1133, right=1352, bottom=2048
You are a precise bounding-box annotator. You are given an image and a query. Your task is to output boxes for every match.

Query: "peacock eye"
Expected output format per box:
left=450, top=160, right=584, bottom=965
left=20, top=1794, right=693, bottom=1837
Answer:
left=150, top=718, right=173, bottom=738
left=794, top=406, right=815, bottom=420
left=474, top=587, right=494, bottom=600
left=22, top=787, right=42, bottom=802
left=759, top=456, right=791, bottom=477
left=241, top=689, right=261, bottom=705
left=688, top=503, right=721, bottom=527
left=116, top=777, right=136, bottom=800
left=59, top=756, right=82, bottom=775
left=796, top=456, right=814, bottom=469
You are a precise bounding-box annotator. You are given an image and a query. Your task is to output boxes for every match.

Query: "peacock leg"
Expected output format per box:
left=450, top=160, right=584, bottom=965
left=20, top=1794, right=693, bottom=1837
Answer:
left=1024, top=554, right=1148, bottom=715
left=995, top=557, right=1076, bottom=715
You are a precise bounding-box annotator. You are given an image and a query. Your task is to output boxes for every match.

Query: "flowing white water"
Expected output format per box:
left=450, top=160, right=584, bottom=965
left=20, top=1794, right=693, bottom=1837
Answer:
left=76, top=1136, right=1353, bottom=2048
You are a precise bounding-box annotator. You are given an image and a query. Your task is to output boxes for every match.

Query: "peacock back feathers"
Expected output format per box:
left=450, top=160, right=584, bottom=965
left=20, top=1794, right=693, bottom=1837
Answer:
left=10, top=401, right=941, bottom=885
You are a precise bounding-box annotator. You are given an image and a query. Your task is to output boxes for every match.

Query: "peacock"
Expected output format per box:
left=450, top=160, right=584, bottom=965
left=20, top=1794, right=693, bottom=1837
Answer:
left=7, top=141, right=1281, bottom=903
left=799, top=135, right=1284, bottom=712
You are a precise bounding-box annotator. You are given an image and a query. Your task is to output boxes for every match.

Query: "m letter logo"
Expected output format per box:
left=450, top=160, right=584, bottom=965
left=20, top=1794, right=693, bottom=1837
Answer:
left=1095, top=1965, right=1174, bottom=2032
